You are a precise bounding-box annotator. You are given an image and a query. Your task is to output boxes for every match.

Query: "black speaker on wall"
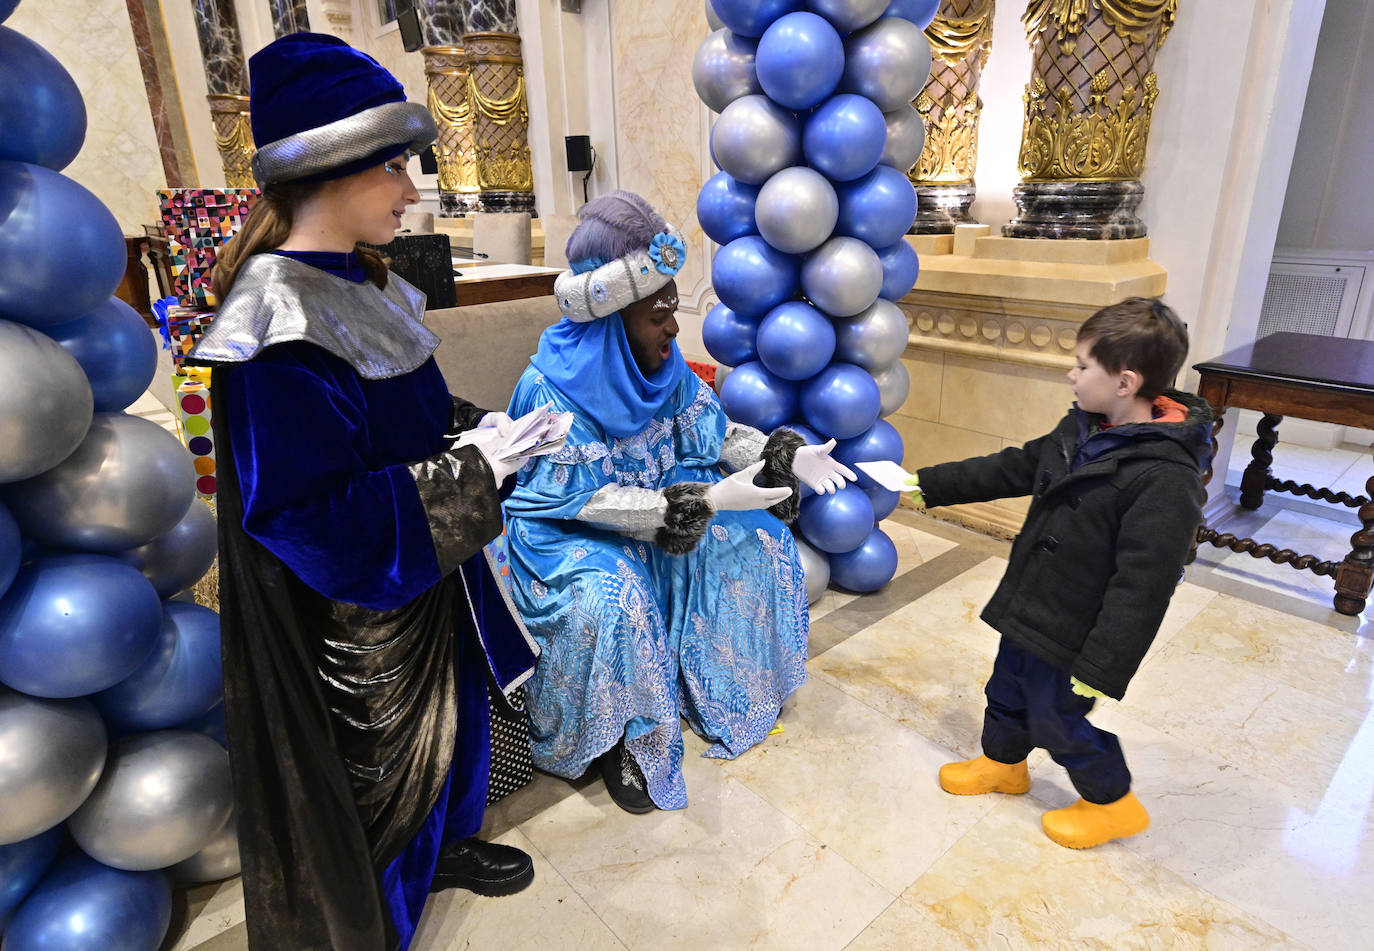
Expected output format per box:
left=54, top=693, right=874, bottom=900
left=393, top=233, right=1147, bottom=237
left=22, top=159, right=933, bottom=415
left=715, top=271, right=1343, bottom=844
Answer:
left=397, top=7, right=423, bottom=52
left=565, top=135, right=594, bottom=173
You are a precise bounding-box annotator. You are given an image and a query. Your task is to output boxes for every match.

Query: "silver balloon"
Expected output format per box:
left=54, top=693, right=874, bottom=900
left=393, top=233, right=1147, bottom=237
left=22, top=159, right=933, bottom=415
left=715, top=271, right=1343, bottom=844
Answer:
left=841, top=17, right=933, bottom=111
left=755, top=167, right=838, bottom=254
left=796, top=537, right=830, bottom=605
left=6, top=412, right=196, bottom=553
left=714, top=362, right=733, bottom=395
left=694, top=29, right=760, bottom=114
left=872, top=358, right=911, bottom=417
left=114, top=498, right=217, bottom=598
left=0, top=320, right=93, bottom=484
left=834, top=298, right=910, bottom=370
left=712, top=94, right=803, bottom=185
left=881, top=103, right=926, bottom=172
left=0, top=688, right=107, bottom=844
left=801, top=236, right=883, bottom=317
left=807, top=0, right=887, bottom=33
left=169, top=810, right=240, bottom=883
left=706, top=0, right=724, bottom=31
left=69, top=730, right=233, bottom=871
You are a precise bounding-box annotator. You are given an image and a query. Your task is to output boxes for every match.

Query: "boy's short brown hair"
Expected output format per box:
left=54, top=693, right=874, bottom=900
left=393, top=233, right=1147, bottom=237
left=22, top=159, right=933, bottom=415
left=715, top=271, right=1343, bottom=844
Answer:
left=1077, top=297, right=1189, bottom=400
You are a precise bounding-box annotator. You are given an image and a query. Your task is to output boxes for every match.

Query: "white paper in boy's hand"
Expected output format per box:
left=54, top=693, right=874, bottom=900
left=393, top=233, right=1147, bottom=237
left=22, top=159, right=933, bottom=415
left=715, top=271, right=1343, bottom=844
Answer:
left=856, top=460, right=918, bottom=493
left=454, top=402, right=573, bottom=462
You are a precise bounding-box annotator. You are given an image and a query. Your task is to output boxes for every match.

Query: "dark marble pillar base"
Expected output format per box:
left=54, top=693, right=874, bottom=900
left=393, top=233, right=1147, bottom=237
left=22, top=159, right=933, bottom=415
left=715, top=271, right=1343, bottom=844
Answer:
left=480, top=191, right=536, bottom=214
left=439, top=192, right=482, bottom=217
left=912, top=184, right=977, bottom=235
left=1002, top=180, right=1146, bottom=240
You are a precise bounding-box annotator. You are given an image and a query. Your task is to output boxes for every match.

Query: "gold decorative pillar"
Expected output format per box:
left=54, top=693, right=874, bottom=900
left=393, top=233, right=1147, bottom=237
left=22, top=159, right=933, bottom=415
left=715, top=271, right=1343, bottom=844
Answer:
left=207, top=94, right=255, bottom=189
left=423, top=46, right=482, bottom=216
left=462, top=32, right=535, bottom=214
left=911, top=0, right=995, bottom=234
left=1004, top=0, right=1176, bottom=239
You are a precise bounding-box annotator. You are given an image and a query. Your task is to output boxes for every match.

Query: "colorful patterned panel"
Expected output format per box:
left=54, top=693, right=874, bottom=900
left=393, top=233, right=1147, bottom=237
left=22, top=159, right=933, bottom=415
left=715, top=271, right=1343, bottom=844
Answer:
left=158, top=188, right=259, bottom=308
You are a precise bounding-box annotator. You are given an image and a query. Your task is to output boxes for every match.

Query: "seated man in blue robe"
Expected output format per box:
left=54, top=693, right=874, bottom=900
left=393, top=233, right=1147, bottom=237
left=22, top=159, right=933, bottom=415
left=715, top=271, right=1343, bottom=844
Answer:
left=497, top=192, right=854, bottom=812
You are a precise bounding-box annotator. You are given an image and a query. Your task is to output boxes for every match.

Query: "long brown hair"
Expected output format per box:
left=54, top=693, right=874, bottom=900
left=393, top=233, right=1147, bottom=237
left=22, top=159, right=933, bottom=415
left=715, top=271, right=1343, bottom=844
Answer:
left=212, top=181, right=390, bottom=300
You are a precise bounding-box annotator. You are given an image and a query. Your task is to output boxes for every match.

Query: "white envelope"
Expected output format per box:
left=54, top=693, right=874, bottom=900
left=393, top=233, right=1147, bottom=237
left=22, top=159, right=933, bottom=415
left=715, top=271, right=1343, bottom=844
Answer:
left=855, top=460, right=917, bottom=492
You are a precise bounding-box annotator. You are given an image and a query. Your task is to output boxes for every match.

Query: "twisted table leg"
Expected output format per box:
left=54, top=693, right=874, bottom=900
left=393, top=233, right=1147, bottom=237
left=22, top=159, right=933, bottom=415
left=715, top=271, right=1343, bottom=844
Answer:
left=1334, top=468, right=1374, bottom=615
left=1240, top=413, right=1280, bottom=510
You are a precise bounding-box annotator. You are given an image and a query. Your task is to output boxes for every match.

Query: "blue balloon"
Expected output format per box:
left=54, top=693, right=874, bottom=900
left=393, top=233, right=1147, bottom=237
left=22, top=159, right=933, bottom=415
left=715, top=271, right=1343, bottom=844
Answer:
left=712, top=235, right=800, bottom=316
left=94, top=603, right=222, bottom=732
left=864, top=482, right=901, bottom=520
left=718, top=360, right=799, bottom=431
left=702, top=303, right=761, bottom=367
left=798, top=484, right=874, bottom=553
left=0, top=500, right=19, bottom=601
left=0, top=162, right=125, bottom=326
left=0, top=827, right=61, bottom=929
left=756, top=12, right=844, bottom=110
left=757, top=300, right=835, bottom=380
left=179, top=701, right=227, bottom=747
left=834, top=418, right=904, bottom=489
left=0, top=27, right=86, bottom=171
left=835, top=164, right=918, bottom=248
left=876, top=239, right=919, bottom=300
left=803, top=93, right=886, bottom=182
left=0, top=554, right=162, bottom=698
left=4, top=854, right=171, bottom=951
left=829, top=525, right=898, bottom=591
left=698, top=171, right=760, bottom=245
left=714, top=0, right=803, bottom=37
left=43, top=298, right=158, bottom=412
left=800, top=362, right=882, bottom=439
left=783, top=422, right=825, bottom=445
left=0, top=0, right=17, bottom=23
left=883, top=0, right=939, bottom=28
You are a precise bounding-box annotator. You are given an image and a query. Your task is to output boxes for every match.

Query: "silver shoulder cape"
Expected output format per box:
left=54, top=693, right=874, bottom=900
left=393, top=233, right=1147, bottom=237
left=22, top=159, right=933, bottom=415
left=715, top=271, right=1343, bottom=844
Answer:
left=189, top=253, right=439, bottom=380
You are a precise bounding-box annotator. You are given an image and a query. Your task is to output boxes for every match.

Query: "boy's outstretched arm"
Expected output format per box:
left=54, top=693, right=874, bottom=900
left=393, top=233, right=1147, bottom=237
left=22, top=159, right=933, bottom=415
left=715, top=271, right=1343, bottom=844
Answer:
left=913, top=432, right=1051, bottom=509
left=1069, top=463, right=1204, bottom=700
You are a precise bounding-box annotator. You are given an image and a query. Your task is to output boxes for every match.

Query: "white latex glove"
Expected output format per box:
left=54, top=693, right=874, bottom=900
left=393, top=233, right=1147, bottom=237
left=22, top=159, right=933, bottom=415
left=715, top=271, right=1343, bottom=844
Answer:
left=478, top=411, right=515, bottom=436
left=474, top=443, right=521, bottom=486
left=792, top=439, right=856, bottom=495
left=707, top=460, right=792, bottom=512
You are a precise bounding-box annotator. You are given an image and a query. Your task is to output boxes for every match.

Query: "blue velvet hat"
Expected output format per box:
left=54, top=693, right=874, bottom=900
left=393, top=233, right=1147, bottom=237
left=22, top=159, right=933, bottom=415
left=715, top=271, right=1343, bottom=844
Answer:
left=247, top=32, right=436, bottom=186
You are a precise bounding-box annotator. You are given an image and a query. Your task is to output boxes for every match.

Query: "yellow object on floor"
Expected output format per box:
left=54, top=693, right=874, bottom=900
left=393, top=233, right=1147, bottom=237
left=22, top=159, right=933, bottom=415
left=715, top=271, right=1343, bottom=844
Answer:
left=938, top=754, right=1030, bottom=796
left=1041, top=791, right=1150, bottom=849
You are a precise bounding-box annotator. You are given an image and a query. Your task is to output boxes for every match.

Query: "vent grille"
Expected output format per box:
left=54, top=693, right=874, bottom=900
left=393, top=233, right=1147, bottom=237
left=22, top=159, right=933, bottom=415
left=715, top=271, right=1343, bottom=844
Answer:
left=1257, top=272, right=1348, bottom=338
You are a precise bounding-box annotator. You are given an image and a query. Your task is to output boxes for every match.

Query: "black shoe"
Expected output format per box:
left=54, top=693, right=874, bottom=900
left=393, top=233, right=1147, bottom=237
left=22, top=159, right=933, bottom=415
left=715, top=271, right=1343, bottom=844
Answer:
left=430, top=838, right=534, bottom=896
left=600, top=741, right=655, bottom=814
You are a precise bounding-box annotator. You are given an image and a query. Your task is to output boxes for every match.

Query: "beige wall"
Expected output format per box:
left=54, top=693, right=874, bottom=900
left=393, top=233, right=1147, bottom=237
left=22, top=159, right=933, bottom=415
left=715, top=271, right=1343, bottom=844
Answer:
left=1275, top=0, right=1374, bottom=253
left=8, top=1, right=166, bottom=231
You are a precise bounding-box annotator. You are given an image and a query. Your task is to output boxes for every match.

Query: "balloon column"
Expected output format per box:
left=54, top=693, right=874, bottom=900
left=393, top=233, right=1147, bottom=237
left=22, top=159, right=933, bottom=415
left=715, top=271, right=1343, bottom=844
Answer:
left=0, top=7, right=234, bottom=949
left=697, top=0, right=933, bottom=595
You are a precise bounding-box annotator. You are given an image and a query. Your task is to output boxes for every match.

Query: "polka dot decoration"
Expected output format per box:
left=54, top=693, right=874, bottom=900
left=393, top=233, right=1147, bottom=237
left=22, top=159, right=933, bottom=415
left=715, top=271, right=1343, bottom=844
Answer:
left=176, top=375, right=216, bottom=499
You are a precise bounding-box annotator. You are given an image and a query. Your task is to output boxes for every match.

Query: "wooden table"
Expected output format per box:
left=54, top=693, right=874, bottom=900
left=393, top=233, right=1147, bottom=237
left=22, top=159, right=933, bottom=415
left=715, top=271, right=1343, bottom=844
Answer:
left=1192, top=331, right=1374, bottom=615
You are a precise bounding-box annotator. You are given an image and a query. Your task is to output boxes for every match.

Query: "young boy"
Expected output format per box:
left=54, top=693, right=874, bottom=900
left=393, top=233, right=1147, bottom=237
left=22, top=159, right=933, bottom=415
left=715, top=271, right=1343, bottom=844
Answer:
left=907, top=297, right=1212, bottom=849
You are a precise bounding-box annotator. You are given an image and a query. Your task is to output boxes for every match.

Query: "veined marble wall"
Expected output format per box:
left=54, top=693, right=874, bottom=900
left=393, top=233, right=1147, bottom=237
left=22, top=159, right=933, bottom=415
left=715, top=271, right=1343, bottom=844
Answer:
left=608, top=2, right=715, bottom=353
left=8, top=0, right=166, bottom=232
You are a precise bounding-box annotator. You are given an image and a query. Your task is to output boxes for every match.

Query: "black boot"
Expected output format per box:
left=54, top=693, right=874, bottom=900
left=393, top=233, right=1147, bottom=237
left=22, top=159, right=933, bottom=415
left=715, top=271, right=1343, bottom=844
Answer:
left=430, top=838, right=534, bottom=896
left=600, top=741, right=655, bottom=814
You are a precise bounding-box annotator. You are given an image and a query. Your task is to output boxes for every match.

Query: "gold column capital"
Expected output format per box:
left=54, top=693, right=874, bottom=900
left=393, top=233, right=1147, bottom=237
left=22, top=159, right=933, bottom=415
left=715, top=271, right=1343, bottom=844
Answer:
left=207, top=93, right=255, bottom=188
left=462, top=31, right=534, bottom=202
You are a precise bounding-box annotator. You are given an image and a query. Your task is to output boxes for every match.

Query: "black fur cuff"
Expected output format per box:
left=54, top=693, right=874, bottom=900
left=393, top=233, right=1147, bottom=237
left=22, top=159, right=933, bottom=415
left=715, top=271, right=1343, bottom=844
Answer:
left=656, top=482, right=713, bottom=555
left=760, top=428, right=804, bottom=524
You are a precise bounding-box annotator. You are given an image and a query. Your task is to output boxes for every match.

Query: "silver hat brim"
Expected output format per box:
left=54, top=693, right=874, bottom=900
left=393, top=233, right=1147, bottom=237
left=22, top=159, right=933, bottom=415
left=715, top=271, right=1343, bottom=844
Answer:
left=251, top=101, right=438, bottom=185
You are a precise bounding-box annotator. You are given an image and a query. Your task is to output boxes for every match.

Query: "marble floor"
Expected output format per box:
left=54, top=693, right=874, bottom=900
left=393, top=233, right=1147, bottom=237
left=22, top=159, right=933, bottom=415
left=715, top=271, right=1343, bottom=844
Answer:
left=165, top=439, right=1374, bottom=951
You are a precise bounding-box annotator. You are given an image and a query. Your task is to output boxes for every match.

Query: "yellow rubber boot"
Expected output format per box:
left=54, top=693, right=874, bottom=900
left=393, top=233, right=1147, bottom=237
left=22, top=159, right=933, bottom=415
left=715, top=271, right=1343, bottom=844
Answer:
left=938, top=755, right=1031, bottom=796
left=1041, top=791, right=1149, bottom=849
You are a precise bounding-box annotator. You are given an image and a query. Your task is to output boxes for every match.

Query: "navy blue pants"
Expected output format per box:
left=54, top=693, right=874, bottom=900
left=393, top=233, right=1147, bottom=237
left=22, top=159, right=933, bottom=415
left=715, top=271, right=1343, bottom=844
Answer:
left=981, top=637, right=1131, bottom=804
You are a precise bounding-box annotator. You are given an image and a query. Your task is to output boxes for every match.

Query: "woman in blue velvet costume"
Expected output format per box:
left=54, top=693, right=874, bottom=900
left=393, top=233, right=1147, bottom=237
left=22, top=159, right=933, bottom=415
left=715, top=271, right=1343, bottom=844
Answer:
left=498, top=192, right=855, bottom=813
left=188, top=33, right=537, bottom=951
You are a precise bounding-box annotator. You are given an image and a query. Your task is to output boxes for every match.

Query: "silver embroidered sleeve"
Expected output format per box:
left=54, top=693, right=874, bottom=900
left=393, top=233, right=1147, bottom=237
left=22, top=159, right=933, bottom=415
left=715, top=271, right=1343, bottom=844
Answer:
left=574, top=484, right=670, bottom=540
left=719, top=421, right=769, bottom=473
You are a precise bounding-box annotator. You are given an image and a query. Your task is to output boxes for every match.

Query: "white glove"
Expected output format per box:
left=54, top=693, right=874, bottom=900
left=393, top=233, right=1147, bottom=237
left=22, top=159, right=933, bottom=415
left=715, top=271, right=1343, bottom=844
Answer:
left=478, top=411, right=515, bottom=436
left=792, top=439, right=856, bottom=495
left=707, top=460, right=793, bottom=512
left=474, top=443, right=521, bottom=485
